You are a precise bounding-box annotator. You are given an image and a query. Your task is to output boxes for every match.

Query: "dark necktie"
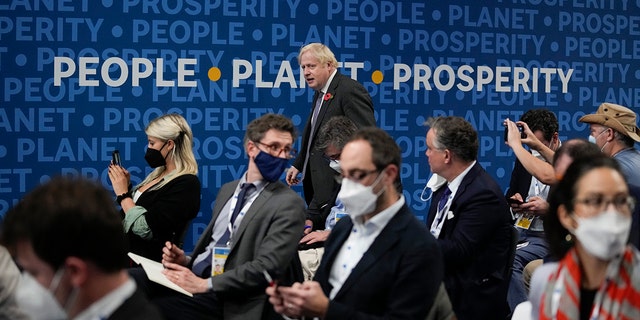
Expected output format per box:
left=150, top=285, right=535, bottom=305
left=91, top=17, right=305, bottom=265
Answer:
left=436, top=186, right=451, bottom=215
left=217, top=182, right=255, bottom=245
left=302, top=91, right=324, bottom=176
left=192, top=183, right=255, bottom=277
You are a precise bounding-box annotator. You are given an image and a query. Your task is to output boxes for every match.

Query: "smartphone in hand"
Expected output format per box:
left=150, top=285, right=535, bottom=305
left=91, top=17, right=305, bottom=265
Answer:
left=112, top=150, right=122, bottom=166
left=507, top=198, right=525, bottom=205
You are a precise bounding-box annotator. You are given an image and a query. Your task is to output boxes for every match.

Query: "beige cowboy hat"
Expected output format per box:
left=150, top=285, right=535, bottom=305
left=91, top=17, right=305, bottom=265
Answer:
left=579, top=103, right=640, bottom=142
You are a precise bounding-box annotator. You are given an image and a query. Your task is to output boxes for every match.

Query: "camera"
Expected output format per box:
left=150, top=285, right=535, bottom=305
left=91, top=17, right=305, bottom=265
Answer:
left=503, top=124, right=527, bottom=141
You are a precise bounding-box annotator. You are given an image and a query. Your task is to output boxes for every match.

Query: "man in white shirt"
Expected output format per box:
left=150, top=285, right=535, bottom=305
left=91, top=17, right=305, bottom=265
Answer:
left=268, top=127, right=443, bottom=319
left=1, top=177, right=161, bottom=320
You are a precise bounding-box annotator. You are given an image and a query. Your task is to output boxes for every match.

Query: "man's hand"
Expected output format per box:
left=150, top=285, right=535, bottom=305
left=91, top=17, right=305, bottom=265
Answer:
left=508, top=193, right=526, bottom=214
left=162, top=241, right=188, bottom=267
left=162, top=261, right=209, bottom=294
left=519, top=196, right=549, bottom=216
left=299, top=230, right=330, bottom=245
left=303, top=219, right=313, bottom=235
left=267, top=281, right=329, bottom=319
left=286, top=166, right=301, bottom=186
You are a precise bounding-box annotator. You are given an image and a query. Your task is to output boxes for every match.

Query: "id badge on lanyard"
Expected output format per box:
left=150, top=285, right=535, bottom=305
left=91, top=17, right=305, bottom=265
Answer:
left=211, top=246, right=230, bottom=277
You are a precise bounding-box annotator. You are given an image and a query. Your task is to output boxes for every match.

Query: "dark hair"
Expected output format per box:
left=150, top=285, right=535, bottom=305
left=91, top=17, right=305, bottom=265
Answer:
left=316, top=116, right=358, bottom=152
left=349, top=127, right=403, bottom=193
left=544, top=156, right=623, bottom=259
left=520, top=109, right=558, bottom=142
left=551, top=138, right=601, bottom=165
left=244, top=114, right=296, bottom=146
left=1, top=177, right=128, bottom=272
left=425, top=116, right=478, bottom=162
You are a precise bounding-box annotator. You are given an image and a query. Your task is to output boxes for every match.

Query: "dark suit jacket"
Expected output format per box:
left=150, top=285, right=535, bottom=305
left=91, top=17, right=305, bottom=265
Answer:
left=314, top=203, right=443, bottom=319
left=126, top=174, right=201, bottom=262
left=427, top=163, right=512, bottom=320
left=506, top=158, right=531, bottom=201
left=108, top=288, right=164, bottom=320
left=189, top=180, right=305, bottom=320
left=293, top=72, right=375, bottom=210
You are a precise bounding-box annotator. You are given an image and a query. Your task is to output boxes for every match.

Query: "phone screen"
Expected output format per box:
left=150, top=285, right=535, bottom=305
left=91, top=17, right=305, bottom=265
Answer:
left=112, top=150, right=121, bottom=166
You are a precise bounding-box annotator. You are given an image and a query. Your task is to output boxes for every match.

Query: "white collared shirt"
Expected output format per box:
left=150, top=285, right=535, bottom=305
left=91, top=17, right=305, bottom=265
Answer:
left=191, top=173, right=268, bottom=268
left=430, top=161, right=476, bottom=238
left=74, top=278, right=136, bottom=320
left=328, top=195, right=405, bottom=299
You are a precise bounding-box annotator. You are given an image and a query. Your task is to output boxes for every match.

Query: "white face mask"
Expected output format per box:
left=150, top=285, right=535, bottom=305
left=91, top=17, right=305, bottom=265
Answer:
left=572, top=210, right=631, bottom=260
left=420, top=173, right=447, bottom=201
left=16, top=270, right=68, bottom=320
left=329, top=159, right=341, bottom=174
left=337, top=171, right=385, bottom=219
left=588, top=130, right=606, bottom=149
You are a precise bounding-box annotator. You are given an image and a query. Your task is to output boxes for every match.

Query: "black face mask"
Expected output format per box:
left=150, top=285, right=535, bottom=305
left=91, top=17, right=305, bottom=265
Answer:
left=144, top=142, right=168, bottom=168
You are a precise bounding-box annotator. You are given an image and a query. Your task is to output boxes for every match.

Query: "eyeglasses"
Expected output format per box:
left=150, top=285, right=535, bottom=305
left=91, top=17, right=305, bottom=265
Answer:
left=254, top=141, right=297, bottom=159
left=574, top=195, right=635, bottom=213
left=335, top=169, right=380, bottom=184
left=322, top=153, right=341, bottom=162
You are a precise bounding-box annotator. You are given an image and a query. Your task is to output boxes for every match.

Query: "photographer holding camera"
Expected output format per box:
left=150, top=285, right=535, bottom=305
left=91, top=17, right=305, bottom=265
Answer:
left=503, top=109, right=561, bottom=314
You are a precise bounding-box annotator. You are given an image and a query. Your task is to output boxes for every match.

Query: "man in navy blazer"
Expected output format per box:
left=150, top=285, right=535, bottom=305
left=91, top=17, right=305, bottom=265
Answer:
left=269, top=127, right=443, bottom=319
left=425, top=116, right=512, bottom=320
left=286, top=43, right=375, bottom=230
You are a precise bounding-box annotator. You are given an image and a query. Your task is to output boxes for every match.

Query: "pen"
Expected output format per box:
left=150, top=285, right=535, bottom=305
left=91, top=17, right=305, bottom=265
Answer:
left=263, top=270, right=275, bottom=287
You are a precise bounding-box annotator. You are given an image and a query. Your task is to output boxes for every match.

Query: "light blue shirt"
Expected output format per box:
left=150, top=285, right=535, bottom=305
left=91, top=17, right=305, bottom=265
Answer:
left=614, top=147, right=640, bottom=187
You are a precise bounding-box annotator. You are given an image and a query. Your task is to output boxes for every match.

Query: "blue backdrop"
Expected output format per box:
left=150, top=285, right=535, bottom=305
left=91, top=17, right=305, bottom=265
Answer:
left=2, top=0, right=639, bottom=252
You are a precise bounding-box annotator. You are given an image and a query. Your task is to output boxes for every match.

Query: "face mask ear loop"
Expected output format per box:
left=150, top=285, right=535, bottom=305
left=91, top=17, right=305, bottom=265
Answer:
left=420, top=184, right=433, bottom=202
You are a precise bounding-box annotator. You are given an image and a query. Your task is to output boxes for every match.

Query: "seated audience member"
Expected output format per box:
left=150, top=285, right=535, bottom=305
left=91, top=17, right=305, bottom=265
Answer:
left=268, top=127, right=444, bottom=319
left=528, top=156, right=640, bottom=319
left=580, top=102, right=640, bottom=187
left=580, top=102, right=640, bottom=247
left=519, top=139, right=640, bottom=300
left=425, top=116, right=512, bottom=319
left=0, top=245, right=28, bottom=319
left=298, top=116, right=358, bottom=280
left=109, top=113, right=201, bottom=262
left=134, top=114, right=306, bottom=320
left=503, top=109, right=560, bottom=312
left=1, top=177, right=162, bottom=319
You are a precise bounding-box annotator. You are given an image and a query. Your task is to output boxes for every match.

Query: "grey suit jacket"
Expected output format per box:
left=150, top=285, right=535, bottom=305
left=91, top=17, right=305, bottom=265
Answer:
left=190, top=179, right=305, bottom=320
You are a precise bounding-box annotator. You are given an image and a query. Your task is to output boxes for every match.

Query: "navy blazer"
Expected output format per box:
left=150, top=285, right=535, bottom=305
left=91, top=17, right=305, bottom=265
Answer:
left=506, top=158, right=532, bottom=201
left=315, top=203, right=443, bottom=319
left=427, top=163, right=512, bottom=320
left=107, top=288, right=163, bottom=320
left=293, top=71, right=375, bottom=209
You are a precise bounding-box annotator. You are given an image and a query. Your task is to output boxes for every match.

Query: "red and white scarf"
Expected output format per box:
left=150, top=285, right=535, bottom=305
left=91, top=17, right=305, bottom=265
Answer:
left=539, top=246, right=640, bottom=320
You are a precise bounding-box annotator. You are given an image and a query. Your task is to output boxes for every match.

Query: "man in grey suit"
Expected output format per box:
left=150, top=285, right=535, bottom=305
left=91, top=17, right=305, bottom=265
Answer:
left=269, top=127, right=443, bottom=320
left=286, top=43, right=375, bottom=229
left=141, top=114, right=306, bottom=320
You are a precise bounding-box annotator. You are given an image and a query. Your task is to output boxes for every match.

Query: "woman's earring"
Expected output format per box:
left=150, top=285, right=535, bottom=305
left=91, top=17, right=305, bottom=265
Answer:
left=565, top=233, right=572, bottom=242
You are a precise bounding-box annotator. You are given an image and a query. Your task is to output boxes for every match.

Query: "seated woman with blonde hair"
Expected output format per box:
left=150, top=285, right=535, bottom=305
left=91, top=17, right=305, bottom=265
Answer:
left=108, top=113, right=200, bottom=262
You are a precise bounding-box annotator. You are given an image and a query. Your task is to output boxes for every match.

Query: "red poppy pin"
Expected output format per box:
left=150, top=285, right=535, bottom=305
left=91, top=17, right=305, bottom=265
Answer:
left=323, top=93, right=333, bottom=101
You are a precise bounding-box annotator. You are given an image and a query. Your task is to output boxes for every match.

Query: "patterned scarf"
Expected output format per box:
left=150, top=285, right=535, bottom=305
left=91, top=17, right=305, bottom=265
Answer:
left=539, top=246, right=640, bottom=320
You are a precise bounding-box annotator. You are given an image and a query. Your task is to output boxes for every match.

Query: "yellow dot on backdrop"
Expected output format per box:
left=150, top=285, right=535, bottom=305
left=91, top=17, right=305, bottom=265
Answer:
left=208, top=67, right=221, bottom=81
left=371, top=70, right=384, bottom=84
